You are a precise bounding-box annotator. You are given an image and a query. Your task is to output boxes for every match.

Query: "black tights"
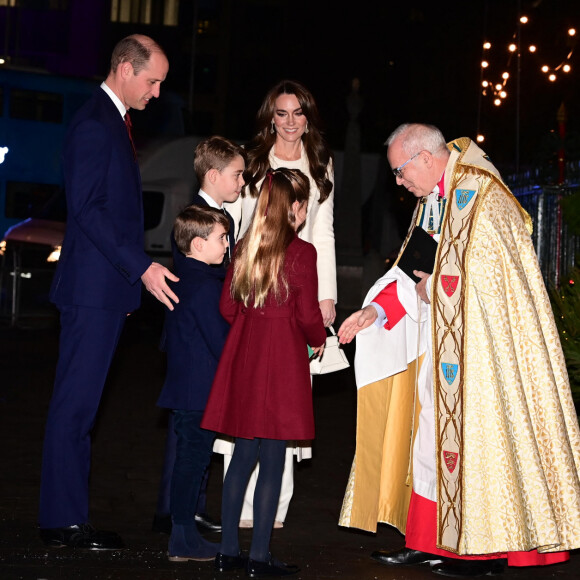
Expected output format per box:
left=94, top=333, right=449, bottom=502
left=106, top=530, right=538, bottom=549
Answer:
left=220, top=437, right=287, bottom=561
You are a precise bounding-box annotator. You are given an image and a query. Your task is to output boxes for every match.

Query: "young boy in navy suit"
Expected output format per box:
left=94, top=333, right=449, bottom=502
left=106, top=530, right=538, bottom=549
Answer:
left=156, top=205, right=231, bottom=562
left=173, top=136, right=246, bottom=270
left=153, top=137, right=245, bottom=535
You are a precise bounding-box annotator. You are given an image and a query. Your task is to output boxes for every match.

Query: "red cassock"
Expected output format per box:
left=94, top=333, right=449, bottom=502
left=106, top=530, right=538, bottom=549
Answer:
left=201, top=237, right=327, bottom=441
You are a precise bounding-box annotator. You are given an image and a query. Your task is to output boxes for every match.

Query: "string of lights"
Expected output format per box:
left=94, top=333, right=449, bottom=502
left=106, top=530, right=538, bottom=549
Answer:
left=476, top=13, right=576, bottom=144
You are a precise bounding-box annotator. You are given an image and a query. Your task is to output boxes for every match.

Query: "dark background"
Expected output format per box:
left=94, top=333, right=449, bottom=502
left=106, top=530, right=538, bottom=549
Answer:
left=171, top=0, right=580, bottom=171
left=3, top=0, right=579, bottom=172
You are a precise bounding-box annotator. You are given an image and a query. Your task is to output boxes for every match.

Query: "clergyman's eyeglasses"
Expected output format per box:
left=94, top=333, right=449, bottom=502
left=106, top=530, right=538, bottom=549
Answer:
left=392, top=151, right=422, bottom=178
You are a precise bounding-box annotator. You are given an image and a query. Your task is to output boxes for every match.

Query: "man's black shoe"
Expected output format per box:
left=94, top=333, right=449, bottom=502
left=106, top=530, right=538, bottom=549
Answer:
left=39, top=523, right=125, bottom=550
left=152, top=513, right=172, bottom=534
left=215, top=551, right=248, bottom=572
left=432, top=559, right=506, bottom=577
left=371, top=547, right=445, bottom=566
left=195, top=512, right=222, bottom=533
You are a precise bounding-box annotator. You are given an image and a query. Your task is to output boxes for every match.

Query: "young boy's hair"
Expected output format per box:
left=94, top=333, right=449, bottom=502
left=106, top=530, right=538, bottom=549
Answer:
left=193, top=136, right=246, bottom=185
left=173, top=205, right=230, bottom=255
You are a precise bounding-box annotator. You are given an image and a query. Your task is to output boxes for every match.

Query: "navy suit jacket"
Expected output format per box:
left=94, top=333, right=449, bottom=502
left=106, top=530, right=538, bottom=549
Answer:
left=50, top=87, right=152, bottom=312
left=157, top=257, right=230, bottom=411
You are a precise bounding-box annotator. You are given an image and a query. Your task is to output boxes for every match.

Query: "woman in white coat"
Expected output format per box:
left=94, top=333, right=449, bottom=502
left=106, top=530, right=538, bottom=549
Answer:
left=220, top=79, right=337, bottom=527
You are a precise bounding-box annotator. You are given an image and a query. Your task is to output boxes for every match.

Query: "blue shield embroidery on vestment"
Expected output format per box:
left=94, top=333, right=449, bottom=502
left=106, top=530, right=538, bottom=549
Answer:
left=442, top=363, right=458, bottom=385
left=455, top=189, right=476, bottom=210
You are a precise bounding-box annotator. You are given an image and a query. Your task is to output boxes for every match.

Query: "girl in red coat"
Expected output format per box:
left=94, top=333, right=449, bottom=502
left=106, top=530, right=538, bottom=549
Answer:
left=202, top=168, right=327, bottom=577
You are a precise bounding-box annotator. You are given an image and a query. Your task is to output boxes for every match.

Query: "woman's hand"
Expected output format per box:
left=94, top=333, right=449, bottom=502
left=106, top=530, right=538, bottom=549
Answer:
left=319, top=299, right=336, bottom=327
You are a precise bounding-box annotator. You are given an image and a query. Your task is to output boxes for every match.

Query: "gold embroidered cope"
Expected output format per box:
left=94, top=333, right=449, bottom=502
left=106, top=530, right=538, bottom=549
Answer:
left=340, top=138, right=580, bottom=556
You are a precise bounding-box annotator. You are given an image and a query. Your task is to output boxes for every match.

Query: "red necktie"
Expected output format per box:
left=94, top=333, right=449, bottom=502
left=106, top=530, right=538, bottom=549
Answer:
left=124, top=112, right=137, bottom=160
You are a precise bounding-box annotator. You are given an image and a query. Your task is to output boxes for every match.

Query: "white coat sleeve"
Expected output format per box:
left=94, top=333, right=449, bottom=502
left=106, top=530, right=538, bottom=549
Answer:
left=311, top=162, right=337, bottom=303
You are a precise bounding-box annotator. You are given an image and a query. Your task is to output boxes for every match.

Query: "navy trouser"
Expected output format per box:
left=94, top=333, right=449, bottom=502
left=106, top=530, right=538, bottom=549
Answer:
left=170, top=410, right=215, bottom=524
left=156, top=412, right=210, bottom=517
left=39, top=305, right=126, bottom=528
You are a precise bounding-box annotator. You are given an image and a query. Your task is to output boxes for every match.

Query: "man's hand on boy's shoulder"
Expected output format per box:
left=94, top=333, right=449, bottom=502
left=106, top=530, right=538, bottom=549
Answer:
left=142, top=262, right=180, bottom=310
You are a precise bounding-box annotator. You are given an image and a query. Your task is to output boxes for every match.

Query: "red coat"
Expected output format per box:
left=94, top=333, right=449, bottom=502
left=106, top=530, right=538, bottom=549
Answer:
left=201, top=237, right=327, bottom=440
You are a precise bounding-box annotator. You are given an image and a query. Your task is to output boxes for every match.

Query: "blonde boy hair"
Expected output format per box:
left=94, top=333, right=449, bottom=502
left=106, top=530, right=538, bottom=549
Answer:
left=193, top=136, right=246, bottom=186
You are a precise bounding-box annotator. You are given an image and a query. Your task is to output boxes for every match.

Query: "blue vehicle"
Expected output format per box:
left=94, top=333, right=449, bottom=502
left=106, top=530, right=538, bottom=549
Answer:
left=0, top=70, right=196, bottom=324
left=0, top=67, right=97, bottom=238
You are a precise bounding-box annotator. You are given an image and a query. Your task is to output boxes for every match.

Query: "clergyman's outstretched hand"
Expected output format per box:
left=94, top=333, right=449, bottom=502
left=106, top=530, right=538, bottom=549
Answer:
left=337, top=305, right=378, bottom=344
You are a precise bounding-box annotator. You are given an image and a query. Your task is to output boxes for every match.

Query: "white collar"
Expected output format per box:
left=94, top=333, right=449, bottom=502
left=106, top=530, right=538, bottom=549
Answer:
left=100, top=82, right=126, bottom=119
left=198, top=189, right=223, bottom=210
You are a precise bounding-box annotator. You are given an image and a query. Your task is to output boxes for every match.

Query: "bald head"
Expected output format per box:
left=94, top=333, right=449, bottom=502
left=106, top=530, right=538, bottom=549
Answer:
left=110, top=34, right=166, bottom=75
left=386, top=123, right=450, bottom=198
left=105, top=34, right=168, bottom=112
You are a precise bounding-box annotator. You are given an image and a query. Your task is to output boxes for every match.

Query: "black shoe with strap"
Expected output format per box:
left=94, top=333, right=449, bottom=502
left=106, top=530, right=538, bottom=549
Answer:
left=39, top=523, right=125, bottom=550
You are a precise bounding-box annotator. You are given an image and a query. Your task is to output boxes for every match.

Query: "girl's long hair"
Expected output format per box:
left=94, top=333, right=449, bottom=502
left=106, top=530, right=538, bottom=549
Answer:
left=244, top=80, right=333, bottom=203
left=232, top=168, right=310, bottom=308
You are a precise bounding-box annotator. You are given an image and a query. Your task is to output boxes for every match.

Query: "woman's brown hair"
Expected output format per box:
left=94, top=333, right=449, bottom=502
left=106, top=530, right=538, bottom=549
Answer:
left=244, top=80, right=333, bottom=203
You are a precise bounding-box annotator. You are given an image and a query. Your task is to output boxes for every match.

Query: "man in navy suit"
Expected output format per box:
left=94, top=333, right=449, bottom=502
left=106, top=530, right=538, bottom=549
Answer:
left=39, top=34, right=179, bottom=550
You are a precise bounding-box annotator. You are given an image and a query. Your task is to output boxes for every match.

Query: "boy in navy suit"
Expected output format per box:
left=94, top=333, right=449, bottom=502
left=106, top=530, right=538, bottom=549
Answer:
left=153, top=136, right=245, bottom=535
left=174, top=136, right=245, bottom=270
left=157, top=205, right=231, bottom=562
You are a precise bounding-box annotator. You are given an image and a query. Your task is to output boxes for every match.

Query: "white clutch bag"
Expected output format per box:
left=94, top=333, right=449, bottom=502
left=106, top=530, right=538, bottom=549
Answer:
left=309, top=326, right=350, bottom=375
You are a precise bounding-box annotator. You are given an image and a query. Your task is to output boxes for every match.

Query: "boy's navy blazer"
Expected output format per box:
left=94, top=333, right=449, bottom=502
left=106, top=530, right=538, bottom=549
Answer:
left=157, top=257, right=229, bottom=411
left=50, top=87, right=151, bottom=312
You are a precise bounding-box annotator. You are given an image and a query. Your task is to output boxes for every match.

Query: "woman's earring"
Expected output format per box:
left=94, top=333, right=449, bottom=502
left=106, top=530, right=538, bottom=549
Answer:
left=305, top=122, right=309, bottom=134
left=270, top=121, right=275, bottom=134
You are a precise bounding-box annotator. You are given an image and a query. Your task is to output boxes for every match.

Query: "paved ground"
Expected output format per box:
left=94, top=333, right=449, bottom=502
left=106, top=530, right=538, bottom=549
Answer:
left=0, top=304, right=578, bottom=579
